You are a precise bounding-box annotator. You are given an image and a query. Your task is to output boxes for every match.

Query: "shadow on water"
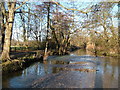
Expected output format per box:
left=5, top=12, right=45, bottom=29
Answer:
left=94, top=61, right=103, bottom=89
left=94, top=56, right=118, bottom=89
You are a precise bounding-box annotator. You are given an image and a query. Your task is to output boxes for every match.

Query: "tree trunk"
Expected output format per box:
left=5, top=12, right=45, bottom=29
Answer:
left=0, top=3, right=2, bottom=53
left=0, top=2, right=6, bottom=53
left=20, top=13, right=27, bottom=42
left=44, top=2, right=50, bottom=60
left=1, top=2, right=16, bottom=61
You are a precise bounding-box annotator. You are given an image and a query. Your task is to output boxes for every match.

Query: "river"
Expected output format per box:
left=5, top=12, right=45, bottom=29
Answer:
left=2, top=49, right=119, bottom=88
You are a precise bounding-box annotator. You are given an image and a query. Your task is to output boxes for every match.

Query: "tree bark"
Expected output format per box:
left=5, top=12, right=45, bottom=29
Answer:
left=20, top=13, right=27, bottom=42
left=0, top=2, right=6, bottom=53
left=1, top=2, right=16, bottom=61
left=0, top=3, right=2, bottom=53
left=44, top=2, right=50, bottom=60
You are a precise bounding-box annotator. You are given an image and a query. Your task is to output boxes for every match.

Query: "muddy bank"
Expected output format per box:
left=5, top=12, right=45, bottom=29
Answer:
left=2, top=58, right=43, bottom=75
left=2, top=50, right=44, bottom=74
left=2, top=46, right=81, bottom=74
left=1, top=60, right=24, bottom=74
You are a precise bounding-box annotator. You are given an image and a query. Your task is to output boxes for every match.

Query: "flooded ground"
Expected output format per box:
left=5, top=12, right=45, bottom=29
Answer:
left=2, top=50, right=119, bottom=88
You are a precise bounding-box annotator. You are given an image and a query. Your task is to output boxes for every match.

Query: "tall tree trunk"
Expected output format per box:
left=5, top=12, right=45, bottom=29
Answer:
left=20, top=13, right=27, bottom=44
left=1, top=2, right=16, bottom=61
left=50, top=25, right=60, bottom=50
left=118, top=2, right=120, bottom=58
left=0, top=2, right=6, bottom=53
left=44, top=2, right=50, bottom=60
left=0, top=2, right=2, bottom=53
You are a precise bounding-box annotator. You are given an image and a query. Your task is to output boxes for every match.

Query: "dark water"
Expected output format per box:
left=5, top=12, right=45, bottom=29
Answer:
left=2, top=50, right=119, bottom=88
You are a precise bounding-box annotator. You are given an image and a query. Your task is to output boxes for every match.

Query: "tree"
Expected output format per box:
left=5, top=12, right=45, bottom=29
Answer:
left=35, top=1, right=57, bottom=60
left=0, top=2, right=6, bottom=53
left=0, top=1, right=28, bottom=61
left=50, top=11, right=72, bottom=55
left=1, top=2, right=16, bottom=61
left=82, top=2, right=118, bottom=56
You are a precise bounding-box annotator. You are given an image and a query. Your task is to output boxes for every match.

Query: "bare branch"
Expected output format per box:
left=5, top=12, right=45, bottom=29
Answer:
left=15, top=10, right=43, bottom=21
left=14, top=0, right=29, bottom=11
left=51, top=0, right=90, bottom=14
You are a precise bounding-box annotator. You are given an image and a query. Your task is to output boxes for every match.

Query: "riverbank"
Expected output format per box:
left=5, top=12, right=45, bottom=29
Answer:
left=98, top=52, right=119, bottom=58
left=1, top=47, right=118, bottom=75
left=85, top=49, right=119, bottom=58
left=1, top=50, right=44, bottom=74
left=1, top=45, right=81, bottom=74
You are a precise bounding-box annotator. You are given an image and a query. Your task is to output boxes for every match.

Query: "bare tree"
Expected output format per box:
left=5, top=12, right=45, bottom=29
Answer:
left=0, top=1, right=28, bottom=61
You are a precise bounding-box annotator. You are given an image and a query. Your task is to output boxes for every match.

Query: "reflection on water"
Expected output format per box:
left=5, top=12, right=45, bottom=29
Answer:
left=2, top=49, right=119, bottom=88
left=52, top=67, right=66, bottom=73
left=101, top=57, right=118, bottom=88
left=50, top=60, right=70, bottom=65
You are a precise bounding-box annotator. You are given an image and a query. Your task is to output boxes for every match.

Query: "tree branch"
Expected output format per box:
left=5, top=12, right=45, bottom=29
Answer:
left=14, top=10, right=43, bottom=21
left=14, top=0, right=29, bottom=11
left=51, top=0, right=89, bottom=14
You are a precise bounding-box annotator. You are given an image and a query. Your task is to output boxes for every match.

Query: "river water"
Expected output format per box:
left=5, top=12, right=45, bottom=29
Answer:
left=2, top=50, right=119, bottom=88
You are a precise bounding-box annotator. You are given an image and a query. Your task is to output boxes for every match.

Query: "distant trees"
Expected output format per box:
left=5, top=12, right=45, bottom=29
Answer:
left=82, top=2, right=118, bottom=56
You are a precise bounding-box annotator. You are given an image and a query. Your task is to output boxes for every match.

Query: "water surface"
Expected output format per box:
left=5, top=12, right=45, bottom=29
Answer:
left=2, top=49, right=119, bottom=88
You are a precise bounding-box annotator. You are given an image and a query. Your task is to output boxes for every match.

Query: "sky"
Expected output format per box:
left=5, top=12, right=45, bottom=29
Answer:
left=2, top=0, right=119, bottom=2
left=12, top=0, right=118, bottom=41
